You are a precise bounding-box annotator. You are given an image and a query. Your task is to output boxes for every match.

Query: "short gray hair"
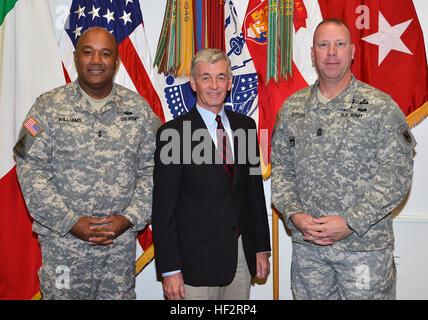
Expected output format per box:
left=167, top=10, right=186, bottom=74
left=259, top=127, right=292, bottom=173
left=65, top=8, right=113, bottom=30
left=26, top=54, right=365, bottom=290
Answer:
left=190, top=48, right=232, bottom=79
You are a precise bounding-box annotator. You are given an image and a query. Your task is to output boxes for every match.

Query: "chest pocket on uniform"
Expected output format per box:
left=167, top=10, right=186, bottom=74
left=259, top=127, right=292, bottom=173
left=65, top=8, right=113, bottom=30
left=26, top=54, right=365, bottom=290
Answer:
left=303, top=110, right=342, bottom=160
left=53, top=117, right=87, bottom=163
left=335, top=114, right=374, bottom=161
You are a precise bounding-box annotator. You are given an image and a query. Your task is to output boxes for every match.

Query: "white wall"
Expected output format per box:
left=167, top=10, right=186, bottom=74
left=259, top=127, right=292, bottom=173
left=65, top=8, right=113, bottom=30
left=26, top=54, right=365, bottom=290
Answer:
left=47, top=0, right=428, bottom=299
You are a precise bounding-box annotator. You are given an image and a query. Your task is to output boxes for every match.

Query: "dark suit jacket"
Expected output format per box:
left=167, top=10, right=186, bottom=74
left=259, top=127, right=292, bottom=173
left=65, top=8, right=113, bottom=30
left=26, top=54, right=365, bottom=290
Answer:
left=152, top=106, right=271, bottom=286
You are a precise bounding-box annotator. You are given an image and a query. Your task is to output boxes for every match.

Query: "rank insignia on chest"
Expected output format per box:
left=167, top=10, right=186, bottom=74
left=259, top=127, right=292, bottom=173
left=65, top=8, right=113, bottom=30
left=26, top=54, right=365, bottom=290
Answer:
left=24, top=117, right=43, bottom=136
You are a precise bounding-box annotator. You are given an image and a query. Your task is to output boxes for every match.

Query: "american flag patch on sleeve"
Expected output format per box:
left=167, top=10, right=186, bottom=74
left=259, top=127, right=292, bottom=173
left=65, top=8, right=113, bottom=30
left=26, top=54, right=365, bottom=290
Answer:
left=24, top=117, right=43, bottom=136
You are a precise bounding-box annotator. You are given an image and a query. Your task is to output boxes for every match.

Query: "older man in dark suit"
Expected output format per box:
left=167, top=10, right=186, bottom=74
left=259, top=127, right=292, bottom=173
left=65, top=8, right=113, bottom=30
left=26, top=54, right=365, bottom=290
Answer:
left=152, top=48, right=271, bottom=300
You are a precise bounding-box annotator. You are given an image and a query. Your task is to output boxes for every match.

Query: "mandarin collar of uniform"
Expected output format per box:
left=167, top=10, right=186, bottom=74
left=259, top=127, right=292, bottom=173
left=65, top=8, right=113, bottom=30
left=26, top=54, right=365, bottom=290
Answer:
left=66, top=80, right=121, bottom=114
left=306, top=75, right=357, bottom=112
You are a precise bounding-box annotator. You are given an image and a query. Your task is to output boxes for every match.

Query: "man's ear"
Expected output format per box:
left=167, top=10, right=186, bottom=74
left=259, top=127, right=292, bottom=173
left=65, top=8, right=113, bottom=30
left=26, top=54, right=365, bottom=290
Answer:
left=227, top=75, right=233, bottom=91
left=310, top=46, right=315, bottom=67
left=115, top=55, right=121, bottom=75
left=189, top=75, right=196, bottom=91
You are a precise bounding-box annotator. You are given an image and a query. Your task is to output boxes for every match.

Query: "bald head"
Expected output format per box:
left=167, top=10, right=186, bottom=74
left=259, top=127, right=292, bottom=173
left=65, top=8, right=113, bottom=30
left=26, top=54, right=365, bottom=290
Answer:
left=76, top=27, right=118, bottom=55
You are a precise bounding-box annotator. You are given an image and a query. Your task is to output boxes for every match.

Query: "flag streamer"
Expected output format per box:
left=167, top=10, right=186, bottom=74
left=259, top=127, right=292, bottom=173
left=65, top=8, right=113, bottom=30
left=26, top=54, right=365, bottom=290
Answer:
left=154, top=0, right=225, bottom=77
left=153, top=0, right=173, bottom=71
left=266, top=0, right=278, bottom=84
left=177, top=0, right=195, bottom=77
left=166, top=0, right=178, bottom=74
left=280, top=0, right=294, bottom=80
left=266, top=0, right=294, bottom=85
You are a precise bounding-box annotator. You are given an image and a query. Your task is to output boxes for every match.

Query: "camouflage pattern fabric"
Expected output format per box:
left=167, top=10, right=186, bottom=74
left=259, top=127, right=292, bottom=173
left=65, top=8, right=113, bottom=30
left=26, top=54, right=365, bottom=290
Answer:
left=271, top=76, right=415, bottom=252
left=38, top=230, right=137, bottom=300
left=14, top=81, right=160, bottom=299
left=291, top=242, right=396, bottom=300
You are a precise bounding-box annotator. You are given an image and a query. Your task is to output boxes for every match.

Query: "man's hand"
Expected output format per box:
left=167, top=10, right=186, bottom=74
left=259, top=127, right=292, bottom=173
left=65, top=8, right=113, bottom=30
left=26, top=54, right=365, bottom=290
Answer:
left=307, top=216, right=353, bottom=245
left=290, top=213, right=353, bottom=246
left=70, top=216, right=114, bottom=245
left=70, top=214, right=132, bottom=246
left=89, top=214, right=132, bottom=245
left=290, top=212, right=333, bottom=244
left=256, top=252, right=270, bottom=279
left=163, top=272, right=185, bottom=300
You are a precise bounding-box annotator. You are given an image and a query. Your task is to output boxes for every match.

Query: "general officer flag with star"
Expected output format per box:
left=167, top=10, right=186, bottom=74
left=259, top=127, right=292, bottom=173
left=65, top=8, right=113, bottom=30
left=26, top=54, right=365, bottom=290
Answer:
left=318, top=0, right=428, bottom=126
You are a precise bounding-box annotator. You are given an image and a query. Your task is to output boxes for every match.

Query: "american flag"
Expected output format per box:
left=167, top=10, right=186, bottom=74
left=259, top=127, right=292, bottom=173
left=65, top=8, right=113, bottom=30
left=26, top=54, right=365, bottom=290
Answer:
left=65, top=0, right=143, bottom=46
left=23, top=117, right=42, bottom=137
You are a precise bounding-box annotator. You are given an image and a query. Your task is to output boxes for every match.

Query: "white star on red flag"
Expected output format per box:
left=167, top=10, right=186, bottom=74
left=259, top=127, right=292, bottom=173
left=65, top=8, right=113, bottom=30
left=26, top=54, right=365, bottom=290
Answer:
left=362, top=11, right=413, bottom=66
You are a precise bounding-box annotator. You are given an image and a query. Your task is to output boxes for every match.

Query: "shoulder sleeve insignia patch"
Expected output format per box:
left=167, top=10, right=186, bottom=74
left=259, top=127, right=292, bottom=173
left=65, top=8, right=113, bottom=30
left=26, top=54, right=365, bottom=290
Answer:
left=23, top=117, right=43, bottom=136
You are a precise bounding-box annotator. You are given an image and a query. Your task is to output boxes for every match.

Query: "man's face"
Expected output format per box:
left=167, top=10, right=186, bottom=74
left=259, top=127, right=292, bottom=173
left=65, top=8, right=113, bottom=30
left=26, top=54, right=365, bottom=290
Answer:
left=311, top=22, right=355, bottom=84
left=189, top=60, right=232, bottom=113
left=74, top=28, right=119, bottom=97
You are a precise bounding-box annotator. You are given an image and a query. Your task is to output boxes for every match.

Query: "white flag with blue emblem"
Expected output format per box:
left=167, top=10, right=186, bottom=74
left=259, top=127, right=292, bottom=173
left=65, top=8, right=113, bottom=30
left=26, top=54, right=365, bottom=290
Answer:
left=153, top=66, right=196, bottom=122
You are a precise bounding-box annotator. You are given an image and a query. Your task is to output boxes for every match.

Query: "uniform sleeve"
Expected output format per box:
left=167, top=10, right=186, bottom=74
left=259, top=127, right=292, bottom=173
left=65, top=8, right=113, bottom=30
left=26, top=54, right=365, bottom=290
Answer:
left=122, top=106, right=161, bottom=231
left=342, top=104, right=416, bottom=237
left=270, top=104, right=303, bottom=231
left=14, top=99, right=81, bottom=236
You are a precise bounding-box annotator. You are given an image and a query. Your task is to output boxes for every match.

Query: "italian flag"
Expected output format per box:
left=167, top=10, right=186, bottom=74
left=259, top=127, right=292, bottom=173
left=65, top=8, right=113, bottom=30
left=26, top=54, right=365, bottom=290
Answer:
left=0, top=0, right=64, bottom=299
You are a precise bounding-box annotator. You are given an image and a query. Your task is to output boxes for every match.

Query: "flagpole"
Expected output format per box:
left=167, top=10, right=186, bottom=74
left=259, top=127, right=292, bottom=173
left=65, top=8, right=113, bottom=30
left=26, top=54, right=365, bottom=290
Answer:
left=272, top=206, right=279, bottom=300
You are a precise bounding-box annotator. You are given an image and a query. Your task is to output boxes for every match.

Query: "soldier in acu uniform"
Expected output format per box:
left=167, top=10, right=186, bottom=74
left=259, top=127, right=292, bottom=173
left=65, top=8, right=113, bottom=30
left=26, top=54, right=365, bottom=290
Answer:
left=271, top=19, right=416, bottom=300
left=14, top=27, right=160, bottom=299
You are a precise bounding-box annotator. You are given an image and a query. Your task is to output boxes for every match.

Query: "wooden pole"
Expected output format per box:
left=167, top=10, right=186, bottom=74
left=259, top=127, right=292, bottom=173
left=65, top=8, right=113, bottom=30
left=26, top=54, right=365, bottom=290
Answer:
left=272, top=207, right=279, bottom=300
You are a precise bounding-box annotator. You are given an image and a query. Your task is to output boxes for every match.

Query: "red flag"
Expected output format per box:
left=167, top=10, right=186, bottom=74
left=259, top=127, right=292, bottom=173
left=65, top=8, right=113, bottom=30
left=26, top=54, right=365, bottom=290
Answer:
left=137, top=225, right=152, bottom=251
left=0, top=168, right=42, bottom=300
left=243, top=0, right=320, bottom=170
left=318, top=0, right=428, bottom=126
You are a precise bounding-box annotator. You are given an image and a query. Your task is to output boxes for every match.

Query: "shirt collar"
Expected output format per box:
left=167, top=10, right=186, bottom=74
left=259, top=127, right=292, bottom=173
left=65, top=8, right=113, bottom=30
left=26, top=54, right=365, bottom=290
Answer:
left=307, top=75, right=357, bottom=111
left=196, top=104, right=226, bottom=127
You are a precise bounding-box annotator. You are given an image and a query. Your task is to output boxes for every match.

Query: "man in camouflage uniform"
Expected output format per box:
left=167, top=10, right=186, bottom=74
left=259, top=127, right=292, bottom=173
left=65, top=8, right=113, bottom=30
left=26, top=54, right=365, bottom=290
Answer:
left=271, top=19, right=415, bottom=299
left=14, top=27, right=160, bottom=299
